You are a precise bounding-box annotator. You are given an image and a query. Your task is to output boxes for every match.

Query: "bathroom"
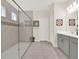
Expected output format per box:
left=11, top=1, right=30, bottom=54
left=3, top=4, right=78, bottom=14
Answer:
left=1, top=0, right=78, bottom=59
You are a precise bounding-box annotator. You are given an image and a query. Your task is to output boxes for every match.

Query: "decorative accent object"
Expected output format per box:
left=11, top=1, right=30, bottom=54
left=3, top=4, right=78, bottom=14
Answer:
left=56, top=19, right=63, bottom=26
left=33, top=20, right=39, bottom=27
left=69, top=19, right=75, bottom=26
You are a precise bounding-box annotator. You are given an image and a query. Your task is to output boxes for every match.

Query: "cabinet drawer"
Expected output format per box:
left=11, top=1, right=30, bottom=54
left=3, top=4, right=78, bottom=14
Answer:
left=70, top=37, right=78, bottom=44
left=58, top=34, right=69, bottom=39
left=57, top=34, right=62, bottom=38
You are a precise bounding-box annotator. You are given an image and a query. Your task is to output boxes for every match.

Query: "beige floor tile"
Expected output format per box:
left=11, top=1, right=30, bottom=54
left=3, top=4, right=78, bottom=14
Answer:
left=22, top=42, right=69, bottom=59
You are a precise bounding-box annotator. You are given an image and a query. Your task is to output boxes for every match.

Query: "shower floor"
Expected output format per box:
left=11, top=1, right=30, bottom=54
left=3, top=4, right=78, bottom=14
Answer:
left=2, top=42, right=31, bottom=59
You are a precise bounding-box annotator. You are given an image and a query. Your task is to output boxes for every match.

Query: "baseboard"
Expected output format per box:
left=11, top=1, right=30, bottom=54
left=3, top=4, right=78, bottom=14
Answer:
left=35, top=40, right=40, bottom=42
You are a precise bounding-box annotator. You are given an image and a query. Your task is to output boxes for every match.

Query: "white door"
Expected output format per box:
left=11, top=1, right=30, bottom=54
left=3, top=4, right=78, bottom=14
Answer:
left=39, top=18, right=49, bottom=41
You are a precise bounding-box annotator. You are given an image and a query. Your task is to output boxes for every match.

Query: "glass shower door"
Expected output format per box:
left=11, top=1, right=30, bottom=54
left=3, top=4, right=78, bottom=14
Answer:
left=1, top=0, right=33, bottom=59
left=18, top=8, right=33, bottom=59
left=1, top=0, right=19, bottom=59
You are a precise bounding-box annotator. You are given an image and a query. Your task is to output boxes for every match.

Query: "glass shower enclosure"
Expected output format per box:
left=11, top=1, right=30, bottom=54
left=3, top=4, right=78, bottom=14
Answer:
left=1, top=0, right=33, bottom=59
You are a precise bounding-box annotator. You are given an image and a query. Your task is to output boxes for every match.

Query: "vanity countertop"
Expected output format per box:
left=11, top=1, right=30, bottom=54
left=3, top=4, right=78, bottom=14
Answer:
left=57, top=31, right=78, bottom=39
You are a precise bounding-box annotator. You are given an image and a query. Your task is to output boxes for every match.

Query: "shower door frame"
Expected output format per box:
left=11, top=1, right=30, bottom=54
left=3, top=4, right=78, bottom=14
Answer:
left=12, top=0, right=33, bottom=59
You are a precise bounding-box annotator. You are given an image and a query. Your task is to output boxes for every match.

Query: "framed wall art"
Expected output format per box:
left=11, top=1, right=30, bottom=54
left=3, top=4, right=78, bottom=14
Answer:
left=33, top=20, right=39, bottom=27
left=56, top=19, right=63, bottom=26
left=69, top=19, right=75, bottom=26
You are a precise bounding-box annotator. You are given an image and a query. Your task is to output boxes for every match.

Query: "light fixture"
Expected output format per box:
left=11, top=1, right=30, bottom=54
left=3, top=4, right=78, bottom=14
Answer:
left=67, top=1, right=78, bottom=14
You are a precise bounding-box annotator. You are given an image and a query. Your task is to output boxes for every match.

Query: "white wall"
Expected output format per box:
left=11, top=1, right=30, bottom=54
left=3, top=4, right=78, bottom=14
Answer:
left=51, top=2, right=67, bottom=47
left=33, top=11, right=39, bottom=41
left=39, top=17, right=49, bottom=41
left=33, top=10, right=50, bottom=42
left=66, top=11, right=78, bottom=34
left=66, top=0, right=78, bottom=34
left=66, top=0, right=77, bottom=7
left=49, top=4, right=54, bottom=45
left=54, top=2, right=67, bottom=47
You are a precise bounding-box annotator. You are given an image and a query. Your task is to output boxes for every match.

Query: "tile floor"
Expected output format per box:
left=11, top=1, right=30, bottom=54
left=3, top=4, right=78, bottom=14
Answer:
left=22, top=42, right=69, bottom=59
left=2, top=42, right=31, bottom=59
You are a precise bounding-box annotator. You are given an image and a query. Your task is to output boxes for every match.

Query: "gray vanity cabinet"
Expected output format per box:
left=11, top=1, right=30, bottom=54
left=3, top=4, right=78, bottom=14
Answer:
left=63, top=36, right=69, bottom=56
left=70, top=37, right=78, bottom=59
left=57, top=34, right=69, bottom=56
left=57, top=34, right=78, bottom=59
left=58, top=34, right=64, bottom=50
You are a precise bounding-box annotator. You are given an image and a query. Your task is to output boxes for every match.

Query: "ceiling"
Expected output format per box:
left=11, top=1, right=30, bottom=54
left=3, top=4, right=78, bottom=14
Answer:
left=7, top=0, right=68, bottom=11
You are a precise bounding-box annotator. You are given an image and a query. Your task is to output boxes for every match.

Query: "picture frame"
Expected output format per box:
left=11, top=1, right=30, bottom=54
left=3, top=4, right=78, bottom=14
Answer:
left=69, top=19, right=75, bottom=26
left=56, top=19, right=63, bottom=26
left=33, top=20, right=39, bottom=27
